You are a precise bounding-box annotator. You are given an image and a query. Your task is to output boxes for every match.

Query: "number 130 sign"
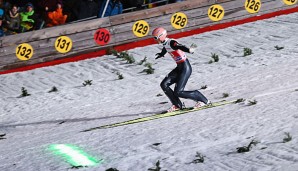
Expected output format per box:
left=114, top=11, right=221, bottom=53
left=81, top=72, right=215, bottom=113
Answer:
left=94, top=28, right=111, bottom=46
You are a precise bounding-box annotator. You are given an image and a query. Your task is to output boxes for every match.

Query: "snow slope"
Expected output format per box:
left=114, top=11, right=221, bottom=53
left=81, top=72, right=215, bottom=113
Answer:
left=1, top=12, right=298, bottom=171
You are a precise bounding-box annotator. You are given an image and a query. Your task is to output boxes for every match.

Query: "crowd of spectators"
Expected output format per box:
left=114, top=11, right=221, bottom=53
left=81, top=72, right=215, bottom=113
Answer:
left=0, top=0, right=184, bottom=37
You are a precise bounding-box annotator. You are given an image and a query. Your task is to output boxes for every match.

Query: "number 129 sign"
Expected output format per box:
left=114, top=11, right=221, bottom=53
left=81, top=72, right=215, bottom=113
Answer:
left=133, top=20, right=150, bottom=37
left=94, top=28, right=111, bottom=46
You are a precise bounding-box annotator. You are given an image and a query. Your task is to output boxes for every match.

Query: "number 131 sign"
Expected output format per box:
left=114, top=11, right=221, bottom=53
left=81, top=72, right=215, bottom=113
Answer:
left=55, top=36, right=72, bottom=53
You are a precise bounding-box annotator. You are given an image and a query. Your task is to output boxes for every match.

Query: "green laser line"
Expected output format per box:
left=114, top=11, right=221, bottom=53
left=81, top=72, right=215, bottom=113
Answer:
left=49, top=144, right=102, bottom=167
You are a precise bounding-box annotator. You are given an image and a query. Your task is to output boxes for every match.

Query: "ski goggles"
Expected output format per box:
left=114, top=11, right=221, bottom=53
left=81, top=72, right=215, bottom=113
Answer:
left=153, top=34, right=163, bottom=40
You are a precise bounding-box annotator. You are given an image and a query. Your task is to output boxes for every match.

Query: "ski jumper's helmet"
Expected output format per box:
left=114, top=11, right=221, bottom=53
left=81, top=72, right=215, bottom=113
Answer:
left=152, top=27, right=167, bottom=42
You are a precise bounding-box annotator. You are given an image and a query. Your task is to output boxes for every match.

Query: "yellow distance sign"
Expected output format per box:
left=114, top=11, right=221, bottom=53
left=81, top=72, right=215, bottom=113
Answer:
left=208, top=5, right=225, bottom=22
left=132, top=20, right=150, bottom=37
left=55, top=36, right=73, bottom=53
left=245, top=0, right=261, bottom=14
left=171, top=12, right=188, bottom=29
left=283, top=0, right=297, bottom=5
left=16, top=43, right=34, bottom=60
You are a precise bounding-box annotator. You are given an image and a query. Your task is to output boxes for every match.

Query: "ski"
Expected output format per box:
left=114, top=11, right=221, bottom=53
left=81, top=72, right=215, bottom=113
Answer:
left=82, top=99, right=238, bottom=132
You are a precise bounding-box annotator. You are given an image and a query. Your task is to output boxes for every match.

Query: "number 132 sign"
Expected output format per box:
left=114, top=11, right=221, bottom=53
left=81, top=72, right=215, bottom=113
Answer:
left=16, top=43, right=34, bottom=60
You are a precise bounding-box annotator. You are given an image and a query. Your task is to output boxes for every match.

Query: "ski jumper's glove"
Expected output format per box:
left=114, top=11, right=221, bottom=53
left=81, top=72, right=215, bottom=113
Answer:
left=155, top=53, right=164, bottom=59
left=170, top=40, right=196, bottom=54
left=155, top=47, right=167, bottom=60
left=189, top=43, right=197, bottom=54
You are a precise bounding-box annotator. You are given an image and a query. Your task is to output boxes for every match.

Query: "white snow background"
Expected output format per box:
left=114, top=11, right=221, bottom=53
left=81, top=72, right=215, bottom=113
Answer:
left=1, top=12, right=298, bottom=171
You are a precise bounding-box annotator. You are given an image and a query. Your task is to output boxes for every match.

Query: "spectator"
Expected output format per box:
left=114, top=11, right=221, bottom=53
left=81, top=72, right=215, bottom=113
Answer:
left=168, top=0, right=184, bottom=3
left=15, top=0, right=38, bottom=12
left=62, top=0, right=80, bottom=22
left=5, top=4, right=20, bottom=33
left=46, top=3, right=67, bottom=27
left=122, top=0, right=143, bottom=10
left=38, top=0, right=63, bottom=12
left=0, top=8, right=4, bottom=36
left=98, top=0, right=123, bottom=18
left=20, top=3, right=36, bottom=32
left=74, top=0, right=98, bottom=20
left=37, top=0, right=63, bottom=25
left=146, top=0, right=159, bottom=8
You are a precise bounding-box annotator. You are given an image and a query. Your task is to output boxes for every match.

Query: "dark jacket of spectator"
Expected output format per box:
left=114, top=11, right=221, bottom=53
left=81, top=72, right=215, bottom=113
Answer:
left=5, top=4, right=20, bottom=32
left=98, top=0, right=123, bottom=18
left=122, top=0, right=143, bottom=9
left=0, top=0, right=3, bottom=8
left=0, top=8, right=4, bottom=36
left=74, top=0, right=98, bottom=20
left=62, top=0, right=79, bottom=22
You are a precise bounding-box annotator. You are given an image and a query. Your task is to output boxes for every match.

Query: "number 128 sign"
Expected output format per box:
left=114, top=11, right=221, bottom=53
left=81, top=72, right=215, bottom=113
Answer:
left=171, top=12, right=188, bottom=29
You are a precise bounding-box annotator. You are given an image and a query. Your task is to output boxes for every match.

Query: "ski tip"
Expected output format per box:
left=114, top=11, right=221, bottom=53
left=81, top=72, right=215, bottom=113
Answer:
left=81, top=129, right=94, bottom=132
left=80, top=130, right=89, bottom=133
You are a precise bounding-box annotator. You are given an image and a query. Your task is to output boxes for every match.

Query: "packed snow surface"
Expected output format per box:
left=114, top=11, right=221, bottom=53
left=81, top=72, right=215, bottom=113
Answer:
left=1, top=12, right=298, bottom=171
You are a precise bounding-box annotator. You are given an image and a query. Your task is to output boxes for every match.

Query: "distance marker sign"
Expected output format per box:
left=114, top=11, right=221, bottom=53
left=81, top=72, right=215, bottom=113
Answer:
left=208, top=4, right=225, bottom=22
left=133, top=20, right=150, bottom=37
left=94, top=28, right=111, bottom=46
left=171, top=12, right=188, bottom=29
left=16, top=43, right=34, bottom=60
left=245, top=0, right=261, bottom=13
left=55, top=36, right=72, bottom=53
left=283, top=0, right=297, bottom=5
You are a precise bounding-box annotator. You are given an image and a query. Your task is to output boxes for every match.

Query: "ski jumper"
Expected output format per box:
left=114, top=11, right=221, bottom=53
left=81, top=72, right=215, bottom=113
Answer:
left=159, top=38, right=208, bottom=109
